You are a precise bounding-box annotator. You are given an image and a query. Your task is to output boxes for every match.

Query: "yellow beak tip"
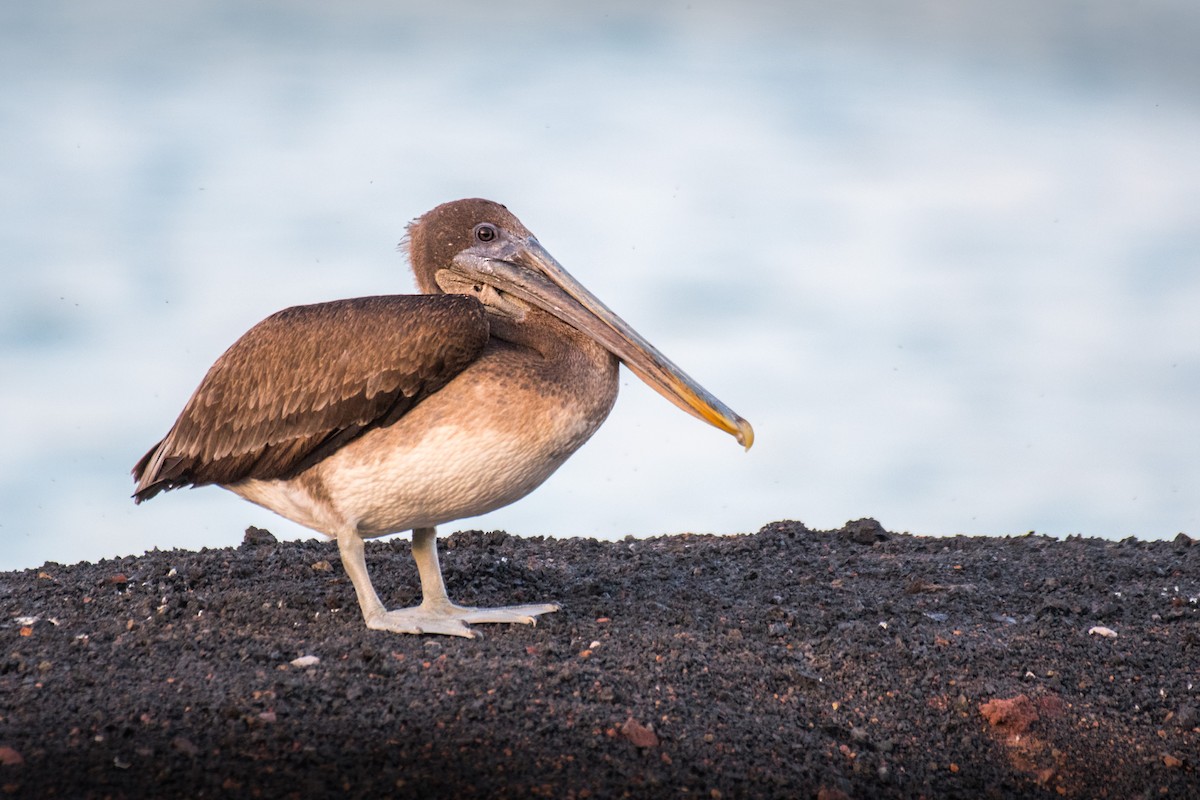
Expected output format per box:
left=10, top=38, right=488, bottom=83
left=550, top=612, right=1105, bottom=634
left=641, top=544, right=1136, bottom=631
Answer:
left=736, top=419, right=755, bottom=451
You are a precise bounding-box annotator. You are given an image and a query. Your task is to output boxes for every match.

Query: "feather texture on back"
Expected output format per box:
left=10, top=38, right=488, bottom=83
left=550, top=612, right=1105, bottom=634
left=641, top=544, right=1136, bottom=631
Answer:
left=132, top=294, right=488, bottom=501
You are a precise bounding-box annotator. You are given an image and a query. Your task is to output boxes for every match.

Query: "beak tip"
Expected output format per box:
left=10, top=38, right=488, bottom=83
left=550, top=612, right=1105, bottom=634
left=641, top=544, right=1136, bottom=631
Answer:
left=735, top=418, right=755, bottom=451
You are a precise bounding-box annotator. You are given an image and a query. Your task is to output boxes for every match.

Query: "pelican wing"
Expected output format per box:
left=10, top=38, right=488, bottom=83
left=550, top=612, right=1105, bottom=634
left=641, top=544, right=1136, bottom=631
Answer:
left=132, top=294, right=487, bottom=501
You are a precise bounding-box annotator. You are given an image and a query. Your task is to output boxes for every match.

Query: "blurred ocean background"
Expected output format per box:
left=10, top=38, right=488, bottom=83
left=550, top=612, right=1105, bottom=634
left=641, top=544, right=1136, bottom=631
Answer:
left=2, top=1, right=1198, bottom=571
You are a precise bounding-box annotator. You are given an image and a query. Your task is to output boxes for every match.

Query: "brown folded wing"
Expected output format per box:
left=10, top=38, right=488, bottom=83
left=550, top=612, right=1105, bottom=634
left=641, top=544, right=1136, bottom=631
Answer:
left=132, top=294, right=488, bottom=502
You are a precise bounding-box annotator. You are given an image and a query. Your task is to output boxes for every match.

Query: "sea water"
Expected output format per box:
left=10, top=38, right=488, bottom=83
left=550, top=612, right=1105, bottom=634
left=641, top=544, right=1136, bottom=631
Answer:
left=2, top=0, right=1198, bottom=569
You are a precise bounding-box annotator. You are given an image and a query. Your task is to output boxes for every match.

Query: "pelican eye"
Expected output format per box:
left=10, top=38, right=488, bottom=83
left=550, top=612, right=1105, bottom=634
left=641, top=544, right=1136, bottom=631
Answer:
left=474, top=223, right=498, bottom=243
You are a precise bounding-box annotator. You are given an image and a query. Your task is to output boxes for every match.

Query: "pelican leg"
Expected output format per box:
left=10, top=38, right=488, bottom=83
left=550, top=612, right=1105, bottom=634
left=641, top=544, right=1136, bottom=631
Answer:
left=337, top=526, right=558, bottom=638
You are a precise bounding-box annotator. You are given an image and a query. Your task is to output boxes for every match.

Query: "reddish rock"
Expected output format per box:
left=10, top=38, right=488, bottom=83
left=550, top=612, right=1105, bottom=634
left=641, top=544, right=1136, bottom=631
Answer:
left=979, top=694, right=1039, bottom=735
left=619, top=717, right=659, bottom=748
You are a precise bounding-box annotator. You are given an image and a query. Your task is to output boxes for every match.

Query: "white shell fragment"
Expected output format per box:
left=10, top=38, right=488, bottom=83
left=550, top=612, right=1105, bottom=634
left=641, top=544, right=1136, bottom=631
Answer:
left=1088, top=625, right=1118, bottom=638
left=290, top=655, right=321, bottom=668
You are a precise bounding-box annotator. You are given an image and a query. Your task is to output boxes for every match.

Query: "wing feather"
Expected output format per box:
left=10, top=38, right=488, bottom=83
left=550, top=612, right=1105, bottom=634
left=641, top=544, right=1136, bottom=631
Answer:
left=132, top=294, right=487, bottom=501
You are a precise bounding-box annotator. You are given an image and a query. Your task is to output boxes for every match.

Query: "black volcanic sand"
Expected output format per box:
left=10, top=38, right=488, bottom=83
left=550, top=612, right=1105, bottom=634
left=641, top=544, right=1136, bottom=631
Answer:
left=1, top=520, right=1197, bottom=799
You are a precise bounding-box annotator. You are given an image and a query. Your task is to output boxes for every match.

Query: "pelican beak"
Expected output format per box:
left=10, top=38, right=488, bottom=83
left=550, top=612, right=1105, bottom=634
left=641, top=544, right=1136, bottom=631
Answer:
left=448, top=237, right=754, bottom=450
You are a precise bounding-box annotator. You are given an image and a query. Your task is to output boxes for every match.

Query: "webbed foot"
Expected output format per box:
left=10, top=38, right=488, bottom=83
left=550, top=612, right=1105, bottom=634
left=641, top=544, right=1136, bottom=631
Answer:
left=365, top=601, right=560, bottom=638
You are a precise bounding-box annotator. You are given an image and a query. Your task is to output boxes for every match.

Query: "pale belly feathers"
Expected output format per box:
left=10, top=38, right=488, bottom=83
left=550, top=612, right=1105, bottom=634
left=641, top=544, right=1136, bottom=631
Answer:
left=229, top=347, right=617, bottom=539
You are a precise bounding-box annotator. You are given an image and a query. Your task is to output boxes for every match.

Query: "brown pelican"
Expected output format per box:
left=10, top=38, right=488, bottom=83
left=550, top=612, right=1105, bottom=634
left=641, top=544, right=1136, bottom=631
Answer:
left=133, top=199, right=752, bottom=637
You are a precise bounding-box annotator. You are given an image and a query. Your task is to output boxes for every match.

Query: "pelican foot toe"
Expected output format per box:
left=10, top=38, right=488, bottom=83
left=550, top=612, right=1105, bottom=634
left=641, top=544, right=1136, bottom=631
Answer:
left=456, top=602, right=561, bottom=627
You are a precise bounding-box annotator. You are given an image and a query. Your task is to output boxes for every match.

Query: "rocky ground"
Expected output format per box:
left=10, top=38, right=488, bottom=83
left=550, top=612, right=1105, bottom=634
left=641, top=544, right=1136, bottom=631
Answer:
left=0, top=519, right=1196, bottom=798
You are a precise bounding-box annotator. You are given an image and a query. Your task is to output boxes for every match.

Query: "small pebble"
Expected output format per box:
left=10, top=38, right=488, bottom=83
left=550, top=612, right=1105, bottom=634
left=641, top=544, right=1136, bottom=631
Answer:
left=291, top=655, right=321, bottom=668
left=243, top=526, right=277, bottom=546
left=171, top=736, right=200, bottom=756
left=619, top=717, right=659, bottom=748
left=1088, top=626, right=1118, bottom=639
